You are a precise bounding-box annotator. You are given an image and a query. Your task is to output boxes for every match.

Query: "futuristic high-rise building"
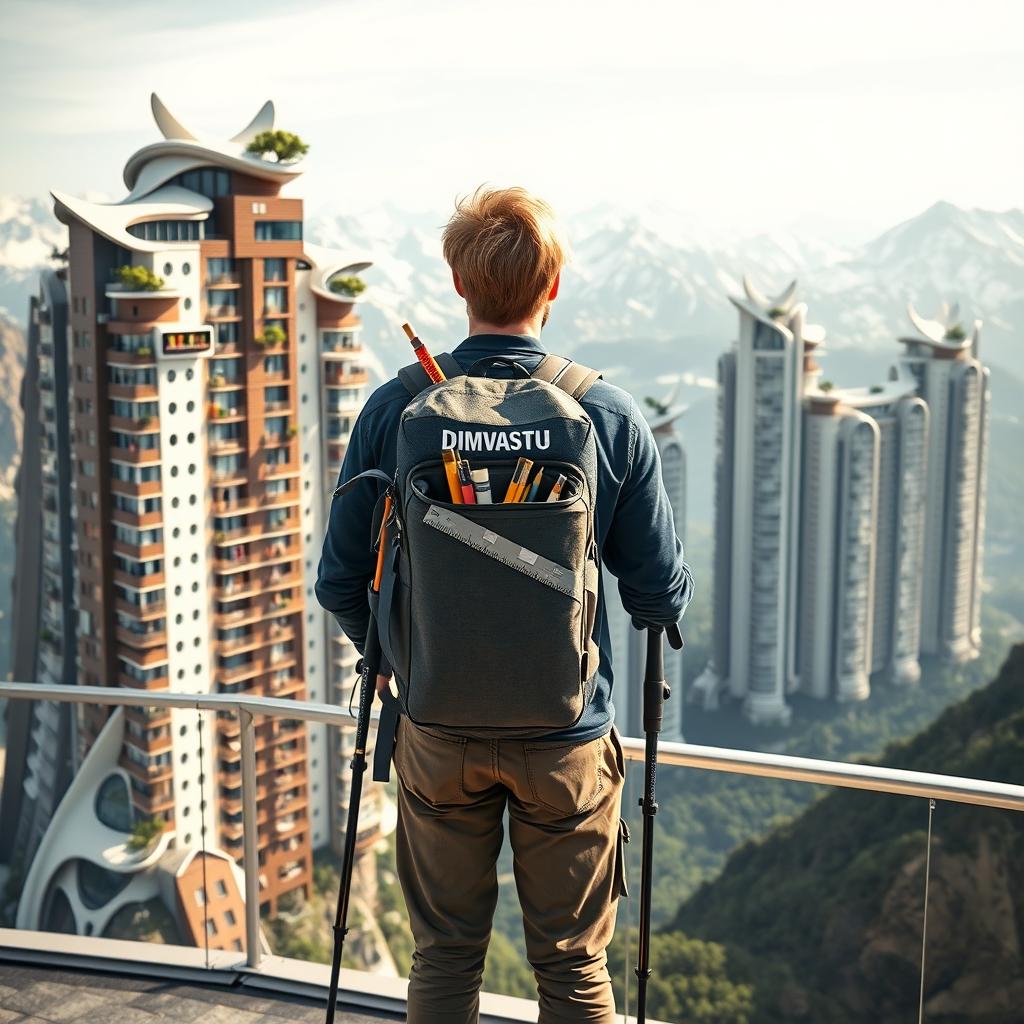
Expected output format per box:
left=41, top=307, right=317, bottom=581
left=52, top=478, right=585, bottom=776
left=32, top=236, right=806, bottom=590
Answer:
left=0, top=269, right=78, bottom=873
left=606, top=389, right=687, bottom=740
left=694, top=277, right=812, bottom=725
left=897, top=304, right=989, bottom=663
left=11, top=94, right=377, bottom=926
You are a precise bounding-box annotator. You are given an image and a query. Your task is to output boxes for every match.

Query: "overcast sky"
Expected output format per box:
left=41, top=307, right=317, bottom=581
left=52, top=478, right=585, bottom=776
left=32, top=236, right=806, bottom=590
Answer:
left=1, top=0, right=1021, bottom=241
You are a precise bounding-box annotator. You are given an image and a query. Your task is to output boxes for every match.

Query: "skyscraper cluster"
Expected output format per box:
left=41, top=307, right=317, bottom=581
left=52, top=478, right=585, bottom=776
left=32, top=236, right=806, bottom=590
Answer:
left=0, top=95, right=385, bottom=944
left=693, top=278, right=989, bottom=725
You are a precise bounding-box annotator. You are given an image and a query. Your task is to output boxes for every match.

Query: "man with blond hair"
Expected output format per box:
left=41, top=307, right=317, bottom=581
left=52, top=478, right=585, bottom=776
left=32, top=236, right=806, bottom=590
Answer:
left=317, top=187, right=693, bottom=1023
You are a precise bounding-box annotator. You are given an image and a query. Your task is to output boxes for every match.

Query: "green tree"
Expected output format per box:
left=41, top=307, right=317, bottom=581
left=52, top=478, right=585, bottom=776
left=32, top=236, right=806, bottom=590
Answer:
left=127, top=816, right=164, bottom=851
left=115, top=264, right=164, bottom=291
left=245, top=130, right=309, bottom=163
left=607, top=928, right=753, bottom=1024
left=329, top=275, right=367, bottom=297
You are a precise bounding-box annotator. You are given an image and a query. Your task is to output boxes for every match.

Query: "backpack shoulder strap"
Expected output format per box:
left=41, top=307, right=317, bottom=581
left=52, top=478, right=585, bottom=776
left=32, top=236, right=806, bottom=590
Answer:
left=397, top=352, right=463, bottom=397
left=531, top=354, right=602, bottom=402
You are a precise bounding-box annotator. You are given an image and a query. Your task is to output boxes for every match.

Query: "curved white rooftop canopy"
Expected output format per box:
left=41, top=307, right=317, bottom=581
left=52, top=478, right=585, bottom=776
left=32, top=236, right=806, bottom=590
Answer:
left=303, top=243, right=374, bottom=304
left=900, top=301, right=980, bottom=351
left=123, top=93, right=306, bottom=199
left=731, top=276, right=826, bottom=346
left=51, top=185, right=213, bottom=254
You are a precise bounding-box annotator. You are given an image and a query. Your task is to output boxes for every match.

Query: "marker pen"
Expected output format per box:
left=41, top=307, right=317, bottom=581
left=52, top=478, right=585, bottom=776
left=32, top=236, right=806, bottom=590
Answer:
left=471, top=468, right=493, bottom=504
left=545, top=473, right=567, bottom=503
left=458, top=459, right=477, bottom=504
left=402, top=322, right=446, bottom=385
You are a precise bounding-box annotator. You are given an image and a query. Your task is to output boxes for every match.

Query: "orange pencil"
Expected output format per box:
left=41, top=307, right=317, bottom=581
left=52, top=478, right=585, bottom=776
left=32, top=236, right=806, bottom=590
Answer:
left=372, top=494, right=393, bottom=592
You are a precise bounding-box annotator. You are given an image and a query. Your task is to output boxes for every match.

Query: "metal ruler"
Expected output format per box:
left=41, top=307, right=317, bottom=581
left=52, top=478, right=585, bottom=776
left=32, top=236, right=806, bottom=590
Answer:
left=422, top=504, right=576, bottom=597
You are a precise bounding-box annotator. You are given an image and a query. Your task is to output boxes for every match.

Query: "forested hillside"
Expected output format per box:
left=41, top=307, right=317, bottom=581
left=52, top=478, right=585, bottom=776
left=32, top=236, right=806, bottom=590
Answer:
left=670, top=643, right=1024, bottom=1024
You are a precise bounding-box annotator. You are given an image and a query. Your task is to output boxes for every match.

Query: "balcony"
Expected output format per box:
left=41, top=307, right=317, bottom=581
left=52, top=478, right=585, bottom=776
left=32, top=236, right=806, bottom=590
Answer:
left=2, top=682, right=1022, bottom=1024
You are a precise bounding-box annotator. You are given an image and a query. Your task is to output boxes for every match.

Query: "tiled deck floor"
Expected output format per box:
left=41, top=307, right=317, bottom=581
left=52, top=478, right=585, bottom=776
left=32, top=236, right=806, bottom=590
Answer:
left=0, top=962, right=399, bottom=1023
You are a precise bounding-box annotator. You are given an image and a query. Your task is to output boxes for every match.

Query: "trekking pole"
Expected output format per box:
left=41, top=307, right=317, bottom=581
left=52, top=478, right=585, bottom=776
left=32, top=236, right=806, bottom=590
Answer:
left=635, top=622, right=683, bottom=1024
left=325, top=494, right=391, bottom=1024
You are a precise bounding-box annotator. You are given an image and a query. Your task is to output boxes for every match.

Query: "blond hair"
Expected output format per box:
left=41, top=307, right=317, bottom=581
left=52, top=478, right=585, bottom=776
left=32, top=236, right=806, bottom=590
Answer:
left=442, top=186, right=568, bottom=327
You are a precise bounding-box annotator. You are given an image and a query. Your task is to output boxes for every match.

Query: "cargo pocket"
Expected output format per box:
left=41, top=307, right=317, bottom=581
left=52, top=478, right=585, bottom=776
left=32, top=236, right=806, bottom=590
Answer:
left=393, top=719, right=470, bottom=807
left=614, top=818, right=630, bottom=899
left=524, top=737, right=605, bottom=816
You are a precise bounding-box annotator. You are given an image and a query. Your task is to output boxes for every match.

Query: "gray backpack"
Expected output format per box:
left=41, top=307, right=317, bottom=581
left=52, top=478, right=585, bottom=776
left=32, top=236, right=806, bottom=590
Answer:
left=365, top=352, right=603, bottom=737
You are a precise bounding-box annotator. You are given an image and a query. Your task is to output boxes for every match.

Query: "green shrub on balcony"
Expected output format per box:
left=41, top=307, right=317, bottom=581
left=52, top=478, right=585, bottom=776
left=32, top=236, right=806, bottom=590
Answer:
left=329, top=274, right=366, bottom=297
left=136, top=345, right=153, bottom=358
left=214, top=531, right=227, bottom=544
left=944, top=323, right=967, bottom=341
left=767, top=306, right=787, bottom=318
left=210, top=373, right=227, bottom=387
left=254, top=324, right=287, bottom=348
left=819, top=380, right=834, bottom=393
left=115, top=265, right=165, bottom=291
left=245, top=130, right=309, bottom=164
left=127, top=816, right=164, bottom=852
left=287, top=423, right=298, bottom=438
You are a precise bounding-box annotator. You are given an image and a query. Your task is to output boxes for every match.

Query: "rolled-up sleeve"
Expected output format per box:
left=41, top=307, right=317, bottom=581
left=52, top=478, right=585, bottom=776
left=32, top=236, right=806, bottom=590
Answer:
left=601, top=399, right=694, bottom=629
left=315, top=410, right=382, bottom=653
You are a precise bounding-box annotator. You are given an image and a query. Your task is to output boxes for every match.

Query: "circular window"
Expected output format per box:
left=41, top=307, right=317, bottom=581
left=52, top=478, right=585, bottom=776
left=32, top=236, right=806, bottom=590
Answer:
left=187, top=432, right=195, bottom=444
left=167, top=370, right=176, bottom=383
left=184, top=832, right=192, bottom=844
left=172, top=527, right=180, bottom=539
left=169, top=402, right=177, bottom=414
left=94, top=774, right=133, bottom=832
left=177, top=668, right=185, bottom=679
left=184, top=298, right=192, bottom=311
left=182, top=262, right=191, bottom=275
left=191, top=553, right=198, bottom=564
left=188, top=463, right=196, bottom=475
left=191, top=582, right=199, bottom=593
left=171, top=497, right=180, bottom=508
left=193, top=609, right=200, bottom=620
left=169, top=434, right=178, bottom=446
left=189, top=494, right=197, bottom=506
left=170, top=466, right=179, bottom=477
left=163, top=262, right=172, bottom=276
left=173, top=556, right=181, bottom=567
left=193, top=636, right=201, bottom=646
left=186, top=369, right=194, bottom=381
left=174, top=585, right=182, bottom=596
left=194, top=665, right=202, bottom=675
left=175, top=613, right=183, bottom=624
left=187, top=400, right=195, bottom=412
left=190, top=524, right=198, bottom=535
left=182, top=806, right=190, bottom=817
left=176, top=641, right=184, bottom=652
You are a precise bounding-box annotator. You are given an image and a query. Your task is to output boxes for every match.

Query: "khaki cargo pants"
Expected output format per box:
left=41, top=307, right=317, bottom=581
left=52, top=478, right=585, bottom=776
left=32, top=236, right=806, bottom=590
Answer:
left=393, top=718, right=628, bottom=1024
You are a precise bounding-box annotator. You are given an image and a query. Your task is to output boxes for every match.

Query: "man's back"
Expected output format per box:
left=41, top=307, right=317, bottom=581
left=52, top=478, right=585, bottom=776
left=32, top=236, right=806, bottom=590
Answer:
left=316, top=331, right=692, bottom=743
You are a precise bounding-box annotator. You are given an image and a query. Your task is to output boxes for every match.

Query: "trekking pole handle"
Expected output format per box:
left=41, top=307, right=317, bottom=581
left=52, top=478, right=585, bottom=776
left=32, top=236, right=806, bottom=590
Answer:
left=643, top=629, right=671, bottom=737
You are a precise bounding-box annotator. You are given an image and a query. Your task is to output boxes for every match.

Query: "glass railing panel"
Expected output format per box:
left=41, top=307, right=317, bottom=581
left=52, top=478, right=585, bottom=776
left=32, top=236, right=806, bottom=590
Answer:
left=258, top=712, right=402, bottom=973
left=0, top=698, right=227, bottom=959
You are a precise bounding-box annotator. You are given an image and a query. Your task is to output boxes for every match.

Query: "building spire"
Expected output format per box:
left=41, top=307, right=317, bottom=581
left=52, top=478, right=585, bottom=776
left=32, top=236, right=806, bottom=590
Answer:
left=150, top=93, right=197, bottom=141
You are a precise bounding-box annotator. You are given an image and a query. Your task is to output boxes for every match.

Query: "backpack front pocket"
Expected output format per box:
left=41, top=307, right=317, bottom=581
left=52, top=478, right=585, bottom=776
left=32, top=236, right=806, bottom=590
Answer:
left=399, top=461, right=593, bottom=734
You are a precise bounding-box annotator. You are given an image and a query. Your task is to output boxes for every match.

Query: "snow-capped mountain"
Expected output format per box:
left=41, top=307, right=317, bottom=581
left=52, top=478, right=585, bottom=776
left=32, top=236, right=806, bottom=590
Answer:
left=1, top=192, right=1020, bottom=427
left=0, top=197, right=65, bottom=321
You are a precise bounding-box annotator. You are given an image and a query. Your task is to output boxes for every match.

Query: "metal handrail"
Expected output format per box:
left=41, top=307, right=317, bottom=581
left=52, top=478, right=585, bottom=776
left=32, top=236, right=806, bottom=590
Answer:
left=2, top=680, right=1023, bottom=974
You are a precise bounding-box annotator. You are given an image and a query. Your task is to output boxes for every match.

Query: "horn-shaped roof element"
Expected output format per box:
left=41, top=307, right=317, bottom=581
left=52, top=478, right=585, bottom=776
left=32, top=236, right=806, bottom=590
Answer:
left=900, top=301, right=979, bottom=353
left=742, top=274, right=798, bottom=315
left=121, top=94, right=304, bottom=197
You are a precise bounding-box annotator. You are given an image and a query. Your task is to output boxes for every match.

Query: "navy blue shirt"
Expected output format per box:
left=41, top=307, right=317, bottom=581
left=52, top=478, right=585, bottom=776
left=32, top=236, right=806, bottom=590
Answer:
left=316, top=333, right=694, bottom=743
